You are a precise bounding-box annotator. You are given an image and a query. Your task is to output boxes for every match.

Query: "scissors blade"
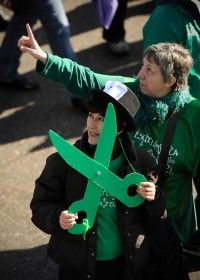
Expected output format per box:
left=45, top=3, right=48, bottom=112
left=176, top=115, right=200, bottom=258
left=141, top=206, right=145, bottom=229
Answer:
left=49, top=103, right=117, bottom=181
left=68, top=104, right=117, bottom=234
left=49, top=129, right=103, bottom=182
left=93, top=103, right=117, bottom=166
left=49, top=103, right=145, bottom=209
left=49, top=129, right=145, bottom=207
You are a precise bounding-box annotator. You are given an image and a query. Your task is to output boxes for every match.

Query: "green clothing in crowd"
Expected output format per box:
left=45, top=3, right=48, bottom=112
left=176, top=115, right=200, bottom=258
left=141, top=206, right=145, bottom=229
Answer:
left=143, top=2, right=200, bottom=100
left=96, top=154, right=124, bottom=260
left=36, top=54, right=200, bottom=242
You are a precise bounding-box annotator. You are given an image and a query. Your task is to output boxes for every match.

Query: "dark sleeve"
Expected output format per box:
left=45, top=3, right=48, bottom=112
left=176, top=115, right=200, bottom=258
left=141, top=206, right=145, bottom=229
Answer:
left=142, top=189, right=166, bottom=224
left=136, top=147, right=166, bottom=222
left=135, top=146, right=158, bottom=180
left=30, top=153, right=69, bottom=234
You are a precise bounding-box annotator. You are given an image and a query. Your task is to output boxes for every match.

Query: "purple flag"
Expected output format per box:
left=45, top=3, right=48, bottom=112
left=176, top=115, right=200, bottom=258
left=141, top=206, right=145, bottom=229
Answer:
left=93, top=0, right=119, bottom=29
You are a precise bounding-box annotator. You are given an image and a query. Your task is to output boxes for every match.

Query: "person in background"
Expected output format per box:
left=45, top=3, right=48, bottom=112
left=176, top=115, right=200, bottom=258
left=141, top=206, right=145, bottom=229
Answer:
left=30, top=81, right=165, bottom=280
left=102, top=0, right=129, bottom=55
left=0, top=0, right=75, bottom=91
left=71, top=0, right=129, bottom=110
left=0, top=5, right=9, bottom=31
left=19, top=24, right=200, bottom=279
left=143, top=0, right=200, bottom=258
left=143, top=0, right=200, bottom=100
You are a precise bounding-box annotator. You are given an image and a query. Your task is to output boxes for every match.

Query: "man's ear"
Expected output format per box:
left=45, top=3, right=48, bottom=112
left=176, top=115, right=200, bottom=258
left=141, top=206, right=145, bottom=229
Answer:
left=165, top=76, right=176, bottom=89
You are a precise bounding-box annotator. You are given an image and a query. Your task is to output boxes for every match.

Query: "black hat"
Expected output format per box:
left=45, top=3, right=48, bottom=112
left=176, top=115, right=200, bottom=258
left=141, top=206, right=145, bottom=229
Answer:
left=87, top=81, right=140, bottom=131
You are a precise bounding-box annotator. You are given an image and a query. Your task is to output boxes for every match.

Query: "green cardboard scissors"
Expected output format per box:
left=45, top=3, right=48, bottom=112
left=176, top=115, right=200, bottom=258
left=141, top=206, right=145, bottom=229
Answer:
left=49, top=104, right=146, bottom=235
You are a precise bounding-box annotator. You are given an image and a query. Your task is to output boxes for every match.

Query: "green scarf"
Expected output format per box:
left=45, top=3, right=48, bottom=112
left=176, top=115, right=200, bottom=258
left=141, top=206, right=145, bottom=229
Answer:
left=134, top=80, right=194, bottom=128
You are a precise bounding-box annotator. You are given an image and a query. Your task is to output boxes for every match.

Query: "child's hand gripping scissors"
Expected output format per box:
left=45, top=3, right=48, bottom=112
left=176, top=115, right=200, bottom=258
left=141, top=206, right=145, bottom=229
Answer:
left=49, top=104, right=146, bottom=235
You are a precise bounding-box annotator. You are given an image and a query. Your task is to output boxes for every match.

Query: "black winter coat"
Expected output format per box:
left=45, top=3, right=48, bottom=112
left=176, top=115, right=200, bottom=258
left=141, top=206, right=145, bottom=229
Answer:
left=30, top=133, right=165, bottom=280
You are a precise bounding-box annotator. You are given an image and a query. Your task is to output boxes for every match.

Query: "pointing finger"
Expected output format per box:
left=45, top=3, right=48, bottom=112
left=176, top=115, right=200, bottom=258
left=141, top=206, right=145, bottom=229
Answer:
left=26, top=23, right=35, bottom=42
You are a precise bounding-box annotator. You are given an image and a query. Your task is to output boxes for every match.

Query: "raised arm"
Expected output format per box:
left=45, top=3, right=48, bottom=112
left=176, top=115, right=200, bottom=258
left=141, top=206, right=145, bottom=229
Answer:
left=18, top=24, right=135, bottom=100
left=18, top=23, right=47, bottom=64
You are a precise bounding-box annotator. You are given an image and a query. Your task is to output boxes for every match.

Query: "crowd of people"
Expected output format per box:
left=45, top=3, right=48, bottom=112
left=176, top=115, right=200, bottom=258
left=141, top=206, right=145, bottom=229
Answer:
left=2, top=0, right=200, bottom=279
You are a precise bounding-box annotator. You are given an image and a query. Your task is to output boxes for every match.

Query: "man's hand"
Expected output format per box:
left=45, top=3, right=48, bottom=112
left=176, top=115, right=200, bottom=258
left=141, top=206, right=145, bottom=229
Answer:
left=18, top=23, right=47, bottom=64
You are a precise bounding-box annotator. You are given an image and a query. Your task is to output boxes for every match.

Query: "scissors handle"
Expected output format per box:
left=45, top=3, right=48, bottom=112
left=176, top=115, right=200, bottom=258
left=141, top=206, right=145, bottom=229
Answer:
left=68, top=172, right=145, bottom=234
left=68, top=180, right=102, bottom=234
left=92, top=171, right=146, bottom=207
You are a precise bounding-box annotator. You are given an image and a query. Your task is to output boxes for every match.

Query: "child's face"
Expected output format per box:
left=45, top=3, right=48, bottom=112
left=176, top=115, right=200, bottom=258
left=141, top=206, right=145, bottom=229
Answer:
left=87, top=112, right=104, bottom=145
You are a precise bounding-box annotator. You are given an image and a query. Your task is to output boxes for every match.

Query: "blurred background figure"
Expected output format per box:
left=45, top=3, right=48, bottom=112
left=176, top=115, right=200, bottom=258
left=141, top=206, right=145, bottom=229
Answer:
left=94, top=0, right=129, bottom=56
left=0, top=0, right=76, bottom=91
left=103, top=0, right=129, bottom=55
left=72, top=0, right=130, bottom=110
left=0, top=6, right=9, bottom=32
left=143, top=0, right=200, bottom=100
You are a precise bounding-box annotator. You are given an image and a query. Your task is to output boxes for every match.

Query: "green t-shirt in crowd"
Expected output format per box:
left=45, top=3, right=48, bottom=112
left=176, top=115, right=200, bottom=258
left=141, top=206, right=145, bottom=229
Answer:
left=96, top=154, right=124, bottom=261
left=133, top=99, right=200, bottom=241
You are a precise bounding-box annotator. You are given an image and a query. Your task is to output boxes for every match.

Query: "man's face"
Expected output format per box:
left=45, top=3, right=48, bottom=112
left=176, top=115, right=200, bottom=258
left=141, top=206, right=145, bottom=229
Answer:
left=87, top=112, right=104, bottom=145
left=138, top=56, right=175, bottom=98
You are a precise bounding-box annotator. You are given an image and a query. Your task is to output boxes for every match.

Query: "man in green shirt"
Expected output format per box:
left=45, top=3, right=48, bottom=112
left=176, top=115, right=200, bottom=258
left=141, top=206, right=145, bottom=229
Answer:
left=143, top=0, right=200, bottom=258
